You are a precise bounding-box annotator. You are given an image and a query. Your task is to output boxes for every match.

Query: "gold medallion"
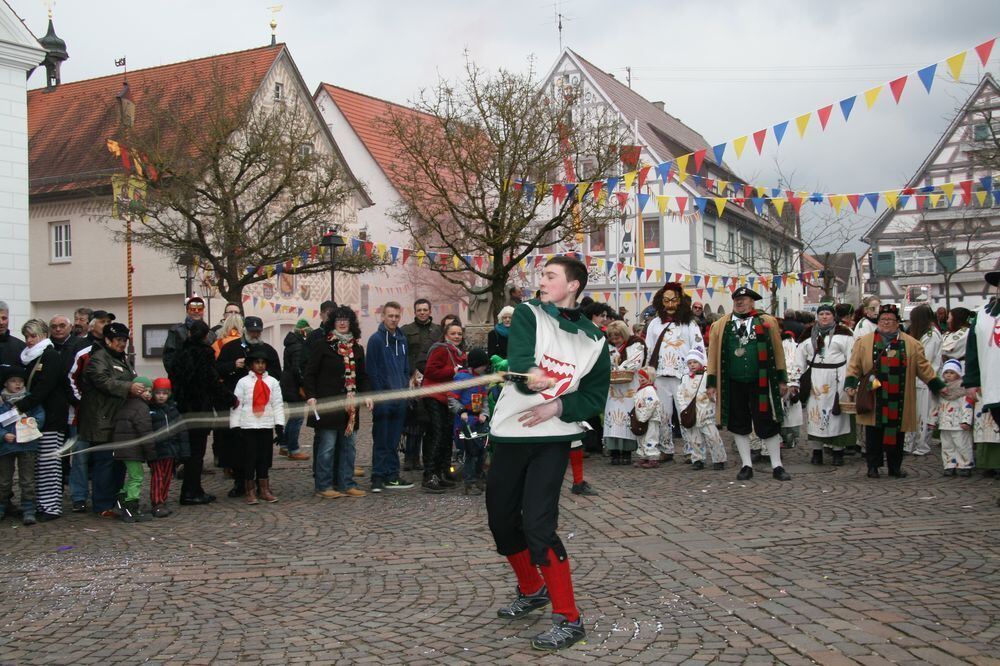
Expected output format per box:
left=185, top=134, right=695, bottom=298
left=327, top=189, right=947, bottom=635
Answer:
left=887, top=349, right=897, bottom=358
left=734, top=348, right=745, bottom=357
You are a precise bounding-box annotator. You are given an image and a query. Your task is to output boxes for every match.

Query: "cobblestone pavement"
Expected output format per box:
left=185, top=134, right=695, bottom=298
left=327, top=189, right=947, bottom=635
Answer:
left=1, top=431, right=998, bottom=665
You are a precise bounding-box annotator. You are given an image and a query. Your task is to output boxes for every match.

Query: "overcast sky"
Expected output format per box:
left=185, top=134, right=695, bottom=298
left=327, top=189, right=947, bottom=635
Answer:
left=17, top=0, right=1000, bottom=249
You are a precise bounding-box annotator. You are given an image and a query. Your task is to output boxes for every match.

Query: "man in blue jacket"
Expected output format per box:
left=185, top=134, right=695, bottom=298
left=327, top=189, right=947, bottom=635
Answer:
left=366, top=302, right=414, bottom=492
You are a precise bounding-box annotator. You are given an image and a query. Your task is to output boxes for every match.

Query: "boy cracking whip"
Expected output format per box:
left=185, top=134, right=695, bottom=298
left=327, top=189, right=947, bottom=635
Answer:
left=486, top=256, right=610, bottom=651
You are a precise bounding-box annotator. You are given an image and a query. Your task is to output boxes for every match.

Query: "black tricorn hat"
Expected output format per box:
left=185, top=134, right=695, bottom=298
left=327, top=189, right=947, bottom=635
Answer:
left=732, top=286, right=762, bottom=301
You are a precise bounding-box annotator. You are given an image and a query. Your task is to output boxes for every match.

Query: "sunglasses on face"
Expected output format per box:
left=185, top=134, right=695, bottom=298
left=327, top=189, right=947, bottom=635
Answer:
left=188, top=306, right=205, bottom=312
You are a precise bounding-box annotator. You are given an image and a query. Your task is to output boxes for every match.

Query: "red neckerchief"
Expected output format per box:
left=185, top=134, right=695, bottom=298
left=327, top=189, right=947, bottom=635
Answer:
left=251, top=370, right=270, bottom=415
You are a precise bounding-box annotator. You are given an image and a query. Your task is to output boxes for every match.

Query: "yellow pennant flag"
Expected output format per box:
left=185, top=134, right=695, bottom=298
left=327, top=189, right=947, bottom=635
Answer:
left=976, top=189, right=989, bottom=206
left=756, top=186, right=767, bottom=198
left=656, top=195, right=671, bottom=214
left=519, top=257, right=527, bottom=270
left=733, top=136, right=748, bottom=159
left=830, top=194, right=845, bottom=214
left=377, top=242, right=387, bottom=256
left=713, top=198, right=727, bottom=216
left=625, top=266, right=633, bottom=279
left=795, top=112, right=811, bottom=138
left=940, top=182, right=955, bottom=200
left=864, top=85, right=882, bottom=109
left=453, top=254, right=462, bottom=269
left=716, top=180, right=729, bottom=195
left=623, top=171, right=637, bottom=191
left=577, top=182, right=588, bottom=203
left=675, top=153, right=690, bottom=176
left=597, top=190, right=608, bottom=207
left=677, top=170, right=688, bottom=184
left=739, top=275, right=746, bottom=287
left=946, top=51, right=967, bottom=81
left=772, top=198, right=786, bottom=217
left=929, top=193, right=942, bottom=208
left=417, top=250, right=426, bottom=266
left=884, top=190, right=900, bottom=209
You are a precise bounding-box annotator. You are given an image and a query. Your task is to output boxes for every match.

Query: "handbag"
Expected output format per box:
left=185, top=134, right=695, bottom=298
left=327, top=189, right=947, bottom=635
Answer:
left=855, top=369, right=876, bottom=414
left=679, top=374, right=704, bottom=429
left=629, top=407, right=649, bottom=437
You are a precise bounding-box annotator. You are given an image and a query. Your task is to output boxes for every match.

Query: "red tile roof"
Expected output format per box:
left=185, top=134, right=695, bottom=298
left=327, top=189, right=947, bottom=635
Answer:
left=318, top=83, right=438, bottom=193
left=28, top=44, right=283, bottom=197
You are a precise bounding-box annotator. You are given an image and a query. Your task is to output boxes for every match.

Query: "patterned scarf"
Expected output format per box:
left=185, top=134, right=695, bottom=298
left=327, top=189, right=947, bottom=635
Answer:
left=873, top=332, right=907, bottom=446
left=330, top=330, right=357, bottom=431
left=251, top=370, right=270, bottom=416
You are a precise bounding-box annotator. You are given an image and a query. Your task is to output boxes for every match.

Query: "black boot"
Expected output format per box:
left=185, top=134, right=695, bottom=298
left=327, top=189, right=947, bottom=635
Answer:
left=227, top=480, right=245, bottom=498
left=621, top=451, right=631, bottom=466
left=610, top=450, right=621, bottom=466
left=867, top=467, right=880, bottom=478
left=832, top=450, right=845, bottom=466
left=737, top=465, right=754, bottom=480
left=691, top=460, right=705, bottom=470
left=810, top=449, right=824, bottom=465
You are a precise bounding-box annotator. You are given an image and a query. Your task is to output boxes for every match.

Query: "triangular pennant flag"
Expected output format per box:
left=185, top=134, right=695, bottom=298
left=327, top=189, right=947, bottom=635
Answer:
left=675, top=196, right=687, bottom=215
left=576, top=182, right=588, bottom=203
left=929, top=193, right=943, bottom=208
left=960, top=179, right=972, bottom=204
left=839, top=96, right=856, bottom=121
left=615, top=191, right=629, bottom=210
left=732, top=136, right=747, bottom=159
left=606, top=176, right=621, bottom=192
left=591, top=180, right=604, bottom=201
left=830, top=194, right=845, bottom=214
left=636, top=192, right=650, bottom=212
left=654, top=162, right=671, bottom=184
left=604, top=292, right=612, bottom=302
left=565, top=183, right=577, bottom=200
left=426, top=251, right=437, bottom=265
left=847, top=194, right=861, bottom=212
left=817, top=104, right=833, bottom=130
left=975, top=189, right=989, bottom=206
left=773, top=120, right=789, bottom=145
left=898, top=194, right=911, bottom=209
left=716, top=179, right=729, bottom=195
left=713, top=198, right=726, bottom=216
left=864, top=193, right=880, bottom=211
left=946, top=51, right=967, bottom=81
left=795, top=113, right=811, bottom=138
left=402, top=248, right=411, bottom=265
left=712, top=143, right=726, bottom=165
left=976, top=38, right=996, bottom=66
left=889, top=75, right=907, bottom=103
left=980, top=175, right=993, bottom=192
left=751, top=197, right=766, bottom=215
left=694, top=197, right=708, bottom=214
left=634, top=166, right=649, bottom=191
left=752, top=128, right=768, bottom=154
left=390, top=246, right=400, bottom=263
left=993, top=189, right=1000, bottom=204
left=351, top=238, right=362, bottom=253
left=863, top=85, right=882, bottom=110
left=675, top=153, right=690, bottom=176
left=623, top=171, right=637, bottom=191
left=917, top=63, right=937, bottom=93
left=656, top=195, right=670, bottom=214
left=941, top=182, right=955, bottom=200
left=772, top=198, right=786, bottom=217
left=788, top=196, right=803, bottom=214
left=706, top=287, right=715, bottom=298
left=884, top=190, right=900, bottom=209
left=747, top=276, right=755, bottom=289
left=692, top=149, right=707, bottom=173
left=915, top=194, right=927, bottom=209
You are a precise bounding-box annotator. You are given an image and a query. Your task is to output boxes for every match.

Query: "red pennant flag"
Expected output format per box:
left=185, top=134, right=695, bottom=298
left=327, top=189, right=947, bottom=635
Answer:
left=847, top=194, right=861, bottom=212
left=120, top=148, right=132, bottom=172
left=902, top=187, right=915, bottom=195
left=976, top=38, right=996, bottom=65
left=615, top=191, right=629, bottom=210
left=817, top=104, right=833, bottom=130
left=752, top=128, right=768, bottom=154
left=637, top=165, right=651, bottom=190
left=704, top=178, right=714, bottom=191
left=604, top=292, right=612, bottom=302
left=619, top=145, right=641, bottom=169
left=889, top=76, right=908, bottom=104
left=676, top=196, right=688, bottom=215
left=401, top=248, right=411, bottom=265
left=591, top=181, right=603, bottom=200
left=364, top=241, right=375, bottom=258
left=789, top=196, right=804, bottom=214
left=552, top=183, right=567, bottom=204
left=743, top=183, right=754, bottom=199
left=616, top=262, right=625, bottom=275
left=474, top=255, right=483, bottom=270
left=692, top=148, right=707, bottom=173
left=696, top=288, right=704, bottom=300
left=915, top=194, right=927, bottom=209
left=533, top=255, right=545, bottom=268
left=960, top=180, right=972, bottom=204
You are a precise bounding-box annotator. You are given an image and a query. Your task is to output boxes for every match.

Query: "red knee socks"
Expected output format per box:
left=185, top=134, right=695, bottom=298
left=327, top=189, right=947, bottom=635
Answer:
left=506, top=549, right=543, bottom=595
left=538, top=548, right=579, bottom=622
left=569, top=448, right=584, bottom=484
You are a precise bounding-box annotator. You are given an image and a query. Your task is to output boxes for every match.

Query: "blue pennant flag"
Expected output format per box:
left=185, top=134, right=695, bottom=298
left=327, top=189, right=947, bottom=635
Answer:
left=390, top=246, right=399, bottom=263
left=275, top=263, right=283, bottom=275
left=810, top=192, right=824, bottom=203
left=606, top=176, right=621, bottom=192
left=840, top=96, right=856, bottom=122
left=426, top=251, right=437, bottom=264
left=655, top=162, right=672, bottom=184
left=693, top=275, right=702, bottom=286
left=565, top=183, right=577, bottom=199
left=917, top=64, right=937, bottom=93
left=524, top=183, right=536, bottom=201
left=771, top=187, right=782, bottom=198
left=706, top=287, right=715, bottom=298
left=864, top=193, right=880, bottom=211
left=920, top=184, right=935, bottom=193
left=751, top=197, right=766, bottom=215
left=636, top=192, right=650, bottom=211
left=773, top=120, right=789, bottom=145
left=992, top=188, right=1000, bottom=203
left=712, top=143, right=726, bottom=165
left=692, top=174, right=703, bottom=185
left=351, top=238, right=362, bottom=253
left=694, top=197, right=708, bottom=214
left=898, top=194, right=911, bottom=209
left=246, top=265, right=255, bottom=274
left=748, top=276, right=756, bottom=289
left=980, top=175, right=993, bottom=192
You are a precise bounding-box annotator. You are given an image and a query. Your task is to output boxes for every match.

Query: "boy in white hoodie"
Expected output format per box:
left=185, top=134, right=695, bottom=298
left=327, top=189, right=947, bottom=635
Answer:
left=676, top=349, right=726, bottom=470
left=232, top=347, right=285, bottom=504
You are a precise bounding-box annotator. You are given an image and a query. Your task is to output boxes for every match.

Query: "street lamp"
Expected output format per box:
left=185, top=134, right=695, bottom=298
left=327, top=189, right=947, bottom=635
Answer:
left=175, top=251, right=195, bottom=299
left=320, top=228, right=346, bottom=303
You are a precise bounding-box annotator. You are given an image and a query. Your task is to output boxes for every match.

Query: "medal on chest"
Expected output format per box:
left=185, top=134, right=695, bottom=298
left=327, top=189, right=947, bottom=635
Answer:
left=734, top=348, right=745, bottom=357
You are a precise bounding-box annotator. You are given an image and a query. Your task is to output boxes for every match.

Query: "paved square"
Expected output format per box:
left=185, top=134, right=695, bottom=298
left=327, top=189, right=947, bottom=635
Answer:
left=1, top=436, right=998, bottom=664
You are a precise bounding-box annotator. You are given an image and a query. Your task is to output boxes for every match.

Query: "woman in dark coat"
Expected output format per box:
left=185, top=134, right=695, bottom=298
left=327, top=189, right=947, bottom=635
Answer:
left=420, top=321, right=466, bottom=492
left=487, top=306, right=514, bottom=360
left=16, top=319, right=69, bottom=521
left=167, top=320, right=229, bottom=505
left=303, top=306, right=371, bottom=498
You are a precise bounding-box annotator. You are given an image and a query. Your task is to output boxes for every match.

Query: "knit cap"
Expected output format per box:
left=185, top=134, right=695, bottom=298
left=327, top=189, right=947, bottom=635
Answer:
left=942, top=359, right=963, bottom=377
left=686, top=348, right=707, bottom=366
left=152, top=378, right=172, bottom=391
left=135, top=376, right=153, bottom=390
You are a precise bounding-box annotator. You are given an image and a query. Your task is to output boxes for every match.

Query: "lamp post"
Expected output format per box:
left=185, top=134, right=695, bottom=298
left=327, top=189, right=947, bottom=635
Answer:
left=320, top=228, right=346, bottom=303
left=176, top=251, right=194, bottom=299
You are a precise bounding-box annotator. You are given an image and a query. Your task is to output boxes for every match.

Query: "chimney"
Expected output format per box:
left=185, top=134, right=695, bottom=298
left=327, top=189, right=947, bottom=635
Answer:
left=652, top=101, right=665, bottom=111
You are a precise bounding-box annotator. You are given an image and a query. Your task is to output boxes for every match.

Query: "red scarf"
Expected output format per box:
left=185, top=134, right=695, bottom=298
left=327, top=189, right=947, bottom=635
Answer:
left=252, top=370, right=270, bottom=416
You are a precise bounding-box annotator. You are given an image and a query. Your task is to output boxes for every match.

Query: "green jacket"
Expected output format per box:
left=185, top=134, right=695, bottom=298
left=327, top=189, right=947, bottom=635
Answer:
left=78, top=346, right=136, bottom=443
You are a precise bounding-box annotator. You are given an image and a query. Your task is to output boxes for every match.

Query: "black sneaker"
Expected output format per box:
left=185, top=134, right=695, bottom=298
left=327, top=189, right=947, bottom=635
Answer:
left=370, top=479, right=385, bottom=494
left=422, top=476, right=447, bottom=494
left=496, top=585, right=550, bottom=619
left=571, top=481, right=597, bottom=496
left=437, top=476, right=457, bottom=489
left=72, top=500, right=87, bottom=513
left=810, top=449, right=824, bottom=465
left=384, top=479, right=414, bottom=490
left=736, top=465, right=754, bottom=480
left=151, top=505, right=172, bottom=518
left=691, top=460, right=705, bottom=470
left=772, top=466, right=791, bottom=481
left=22, top=513, right=36, bottom=526
left=531, top=614, right=586, bottom=651
left=36, top=511, right=61, bottom=523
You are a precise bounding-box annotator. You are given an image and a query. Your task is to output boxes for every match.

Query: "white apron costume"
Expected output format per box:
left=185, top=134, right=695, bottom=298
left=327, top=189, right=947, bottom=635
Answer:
left=796, top=328, right=853, bottom=441
left=603, top=340, right=645, bottom=444
left=676, top=371, right=726, bottom=464
left=644, top=317, right=704, bottom=455
left=633, top=384, right=662, bottom=460
left=781, top=337, right=803, bottom=429
left=935, top=380, right=973, bottom=470
left=904, top=328, right=942, bottom=455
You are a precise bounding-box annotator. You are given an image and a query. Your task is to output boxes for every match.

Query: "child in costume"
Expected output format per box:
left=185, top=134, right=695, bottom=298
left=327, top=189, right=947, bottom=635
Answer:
left=676, top=349, right=726, bottom=470
left=0, top=366, right=44, bottom=525
left=448, top=348, right=491, bottom=495
left=936, top=359, right=974, bottom=477
left=632, top=367, right=663, bottom=468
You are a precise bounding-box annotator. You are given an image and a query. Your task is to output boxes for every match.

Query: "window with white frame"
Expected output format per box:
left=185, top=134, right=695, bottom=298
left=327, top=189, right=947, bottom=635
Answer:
left=704, top=223, right=716, bottom=256
left=741, top=235, right=754, bottom=267
left=727, top=231, right=737, bottom=262
left=273, top=82, right=284, bottom=102
left=896, top=248, right=936, bottom=275
left=50, top=221, right=71, bottom=262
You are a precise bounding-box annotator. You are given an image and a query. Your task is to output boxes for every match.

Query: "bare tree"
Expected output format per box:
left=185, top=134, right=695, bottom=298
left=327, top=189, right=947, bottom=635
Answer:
left=379, top=55, right=631, bottom=321
left=716, top=234, right=789, bottom=315
left=911, top=207, right=1000, bottom=309
left=110, top=69, right=386, bottom=305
